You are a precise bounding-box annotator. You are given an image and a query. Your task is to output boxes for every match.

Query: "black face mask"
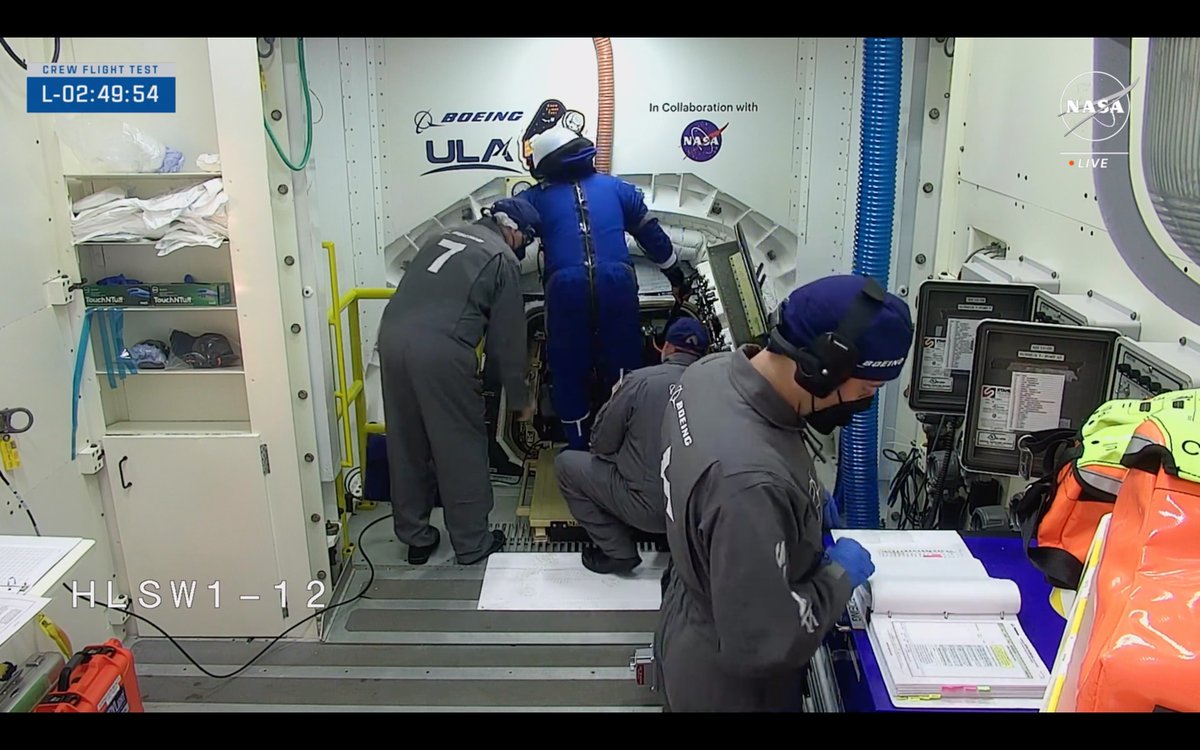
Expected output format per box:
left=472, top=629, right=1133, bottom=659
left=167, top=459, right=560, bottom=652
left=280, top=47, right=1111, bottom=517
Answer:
left=805, top=392, right=875, bottom=435
left=513, top=233, right=535, bottom=261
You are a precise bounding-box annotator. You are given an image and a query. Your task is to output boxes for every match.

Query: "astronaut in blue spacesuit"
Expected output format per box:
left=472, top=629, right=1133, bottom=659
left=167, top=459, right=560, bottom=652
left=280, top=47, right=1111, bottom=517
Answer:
left=521, top=127, right=687, bottom=451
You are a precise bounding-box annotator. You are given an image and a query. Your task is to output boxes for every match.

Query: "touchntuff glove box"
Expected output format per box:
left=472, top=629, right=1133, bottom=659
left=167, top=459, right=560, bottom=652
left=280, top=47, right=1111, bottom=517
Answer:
left=82, top=284, right=152, bottom=306
left=150, top=282, right=232, bottom=306
left=83, top=282, right=232, bottom=307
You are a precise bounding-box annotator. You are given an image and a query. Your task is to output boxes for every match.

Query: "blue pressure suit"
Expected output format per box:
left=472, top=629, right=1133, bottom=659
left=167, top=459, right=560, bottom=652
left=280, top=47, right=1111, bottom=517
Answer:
left=521, top=134, right=685, bottom=450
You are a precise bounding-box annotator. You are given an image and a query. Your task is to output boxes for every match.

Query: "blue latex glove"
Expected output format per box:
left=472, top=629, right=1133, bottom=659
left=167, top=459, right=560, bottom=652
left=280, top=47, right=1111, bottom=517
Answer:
left=822, top=490, right=842, bottom=531
left=826, top=537, right=875, bottom=589
left=158, top=147, right=185, bottom=173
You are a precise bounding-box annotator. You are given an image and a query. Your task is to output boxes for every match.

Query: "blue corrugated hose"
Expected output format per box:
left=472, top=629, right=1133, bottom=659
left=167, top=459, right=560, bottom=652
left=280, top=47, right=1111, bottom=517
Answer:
left=836, top=38, right=903, bottom=529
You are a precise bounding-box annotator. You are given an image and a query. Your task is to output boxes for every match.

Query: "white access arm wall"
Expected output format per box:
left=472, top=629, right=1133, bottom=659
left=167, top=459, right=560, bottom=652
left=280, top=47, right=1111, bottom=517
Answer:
left=0, top=37, right=122, bottom=657
left=931, top=37, right=1200, bottom=506
left=937, top=37, right=1200, bottom=346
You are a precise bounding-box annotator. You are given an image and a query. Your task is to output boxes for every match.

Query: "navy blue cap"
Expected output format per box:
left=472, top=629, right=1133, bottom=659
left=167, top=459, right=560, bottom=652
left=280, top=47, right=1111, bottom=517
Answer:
left=665, top=318, right=709, bottom=355
left=489, top=197, right=542, bottom=238
left=778, top=274, right=914, bottom=381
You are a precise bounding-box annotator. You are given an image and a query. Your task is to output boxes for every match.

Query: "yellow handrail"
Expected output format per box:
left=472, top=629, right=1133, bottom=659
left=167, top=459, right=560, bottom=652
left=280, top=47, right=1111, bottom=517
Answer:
left=324, top=242, right=395, bottom=556
left=324, top=242, right=354, bottom=471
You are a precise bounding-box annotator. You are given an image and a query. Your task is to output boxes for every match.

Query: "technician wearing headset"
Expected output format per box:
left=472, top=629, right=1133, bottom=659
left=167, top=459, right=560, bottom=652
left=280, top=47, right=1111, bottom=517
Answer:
left=654, top=273, right=915, bottom=712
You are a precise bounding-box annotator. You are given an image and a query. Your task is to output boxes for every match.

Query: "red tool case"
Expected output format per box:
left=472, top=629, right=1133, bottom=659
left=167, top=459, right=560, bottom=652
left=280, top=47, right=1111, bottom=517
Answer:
left=33, top=639, right=144, bottom=712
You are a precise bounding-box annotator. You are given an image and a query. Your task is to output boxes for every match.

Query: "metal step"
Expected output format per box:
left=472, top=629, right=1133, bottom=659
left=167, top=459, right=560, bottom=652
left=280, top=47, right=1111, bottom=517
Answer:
left=144, top=703, right=661, bottom=713
left=135, top=672, right=655, bottom=708
left=131, top=641, right=646, bottom=668
left=132, top=508, right=662, bottom=711
left=131, top=640, right=659, bottom=710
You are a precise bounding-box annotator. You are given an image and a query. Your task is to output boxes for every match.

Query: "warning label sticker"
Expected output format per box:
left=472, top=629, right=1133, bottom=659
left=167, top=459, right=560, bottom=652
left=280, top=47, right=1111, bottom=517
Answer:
left=979, top=384, right=1013, bottom=432
left=920, top=337, right=952, bottom=391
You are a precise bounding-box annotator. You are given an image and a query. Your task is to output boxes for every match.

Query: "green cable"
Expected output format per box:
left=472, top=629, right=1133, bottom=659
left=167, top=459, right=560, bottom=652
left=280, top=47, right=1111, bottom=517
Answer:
left=263, top=37, right=313, bottom=172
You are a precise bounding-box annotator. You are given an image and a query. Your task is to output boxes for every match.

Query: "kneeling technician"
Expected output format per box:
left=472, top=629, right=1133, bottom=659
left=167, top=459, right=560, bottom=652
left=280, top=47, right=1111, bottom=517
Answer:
left=556, top=317, right=710, bottom=575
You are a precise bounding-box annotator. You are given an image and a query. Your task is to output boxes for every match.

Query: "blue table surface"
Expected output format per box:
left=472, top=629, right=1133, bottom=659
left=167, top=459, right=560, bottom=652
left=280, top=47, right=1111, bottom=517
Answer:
left=833, top=533, right=1065, bottom=713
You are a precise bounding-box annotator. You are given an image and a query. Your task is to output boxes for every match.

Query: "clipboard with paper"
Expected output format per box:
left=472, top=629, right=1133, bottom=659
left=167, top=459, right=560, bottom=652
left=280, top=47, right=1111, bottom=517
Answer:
left=0, top=536, right=85, bottom=594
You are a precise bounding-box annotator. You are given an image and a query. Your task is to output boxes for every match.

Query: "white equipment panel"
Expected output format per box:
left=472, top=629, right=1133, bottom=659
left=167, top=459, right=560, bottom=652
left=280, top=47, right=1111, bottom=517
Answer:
left=960, top=256, right=1061, bottom=292
left=1034, top=290, right=1141, bottom=340
left=1109, top=337, right=1200, bottom=400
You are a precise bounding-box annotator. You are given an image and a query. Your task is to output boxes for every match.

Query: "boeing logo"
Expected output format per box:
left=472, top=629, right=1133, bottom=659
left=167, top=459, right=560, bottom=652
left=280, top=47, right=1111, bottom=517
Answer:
left=861, top=357, right=905, bottom=368
left=668, top=383, right=693, bottom=446
left=414, top=109, right=525, bottom=134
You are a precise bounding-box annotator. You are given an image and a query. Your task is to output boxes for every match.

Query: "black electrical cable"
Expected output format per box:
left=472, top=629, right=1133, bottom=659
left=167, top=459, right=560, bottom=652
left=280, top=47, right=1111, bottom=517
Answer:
left=956, top=241, right=1006, bottom=279
left=0, top=466, right=41, bottom=536
left=954, top=430, right=973, bottom=530
left=921, top=417, right=961, bottom=529
left=0, top=37, right=61, bottom=70
left=62, top=512, right=392, bottom=680
left=884, top=446, right=928, bottom=529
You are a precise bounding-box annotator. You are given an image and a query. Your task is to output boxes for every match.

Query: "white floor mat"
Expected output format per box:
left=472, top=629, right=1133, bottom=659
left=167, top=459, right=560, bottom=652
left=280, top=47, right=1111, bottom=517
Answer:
left=477, top=552, right=668, bottom=611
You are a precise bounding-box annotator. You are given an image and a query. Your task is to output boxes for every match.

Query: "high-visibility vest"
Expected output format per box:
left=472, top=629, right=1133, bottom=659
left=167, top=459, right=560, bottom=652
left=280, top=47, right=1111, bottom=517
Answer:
left=1074, top=395, right=1200, bottom=712
left=1012, top=395, right=1188, bottom=589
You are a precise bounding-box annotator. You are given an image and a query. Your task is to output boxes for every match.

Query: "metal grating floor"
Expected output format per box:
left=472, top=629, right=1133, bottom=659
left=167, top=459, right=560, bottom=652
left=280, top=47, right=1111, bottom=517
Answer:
left=130, top=479, right=663, bottom=712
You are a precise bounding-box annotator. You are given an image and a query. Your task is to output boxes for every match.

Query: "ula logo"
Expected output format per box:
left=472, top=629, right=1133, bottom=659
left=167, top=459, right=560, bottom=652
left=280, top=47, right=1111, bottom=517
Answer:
left=1059, top=72, right=1139, bottom=143
left=414, top=108, right=526, bottom=176
left=681, top=119, right=727, bottom=162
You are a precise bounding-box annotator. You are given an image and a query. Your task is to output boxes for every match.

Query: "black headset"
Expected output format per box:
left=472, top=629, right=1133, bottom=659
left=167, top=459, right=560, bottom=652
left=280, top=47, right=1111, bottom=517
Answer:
left=765, top=275, right=887, bottom=398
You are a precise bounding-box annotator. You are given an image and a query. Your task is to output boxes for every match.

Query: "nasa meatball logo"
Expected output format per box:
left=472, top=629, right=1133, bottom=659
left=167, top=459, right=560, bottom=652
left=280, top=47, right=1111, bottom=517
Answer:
left=680, top=119, right=727, bottom=162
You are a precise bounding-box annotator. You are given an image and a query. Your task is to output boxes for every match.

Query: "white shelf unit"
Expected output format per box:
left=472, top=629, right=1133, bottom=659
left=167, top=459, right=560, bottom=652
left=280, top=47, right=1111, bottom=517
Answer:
left=43, top=42, right=327, bottom=640
left=67, top=172, right=247, bottom=437
left=61, top=166, right=297, bottom=637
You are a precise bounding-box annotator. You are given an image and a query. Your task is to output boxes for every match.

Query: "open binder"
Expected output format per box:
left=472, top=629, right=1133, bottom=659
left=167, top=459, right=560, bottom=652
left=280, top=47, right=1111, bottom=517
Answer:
left=833, top=530, right=1051, bottom=708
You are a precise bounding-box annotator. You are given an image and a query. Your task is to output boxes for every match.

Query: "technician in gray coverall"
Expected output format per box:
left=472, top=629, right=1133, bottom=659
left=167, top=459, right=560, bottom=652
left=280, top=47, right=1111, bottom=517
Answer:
left=656, top=273, right=914, bottom=712
left=556, top=317, right=710, bottom=575
left=378, top=198, right=541, bottom=566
